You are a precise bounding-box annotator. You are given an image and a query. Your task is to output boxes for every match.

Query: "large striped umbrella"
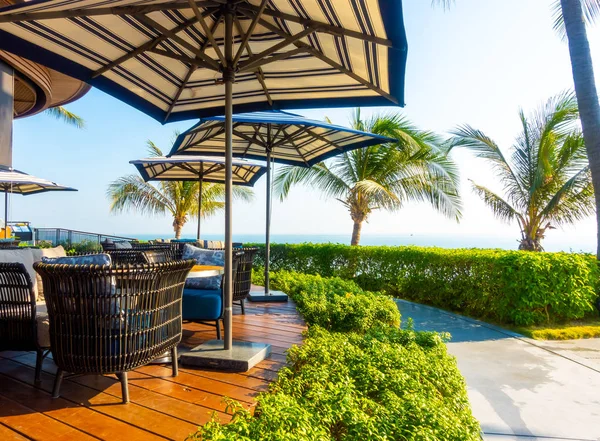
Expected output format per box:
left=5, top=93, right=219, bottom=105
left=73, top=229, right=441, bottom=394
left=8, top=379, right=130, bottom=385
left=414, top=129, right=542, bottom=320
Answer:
left=130, top=155, right=266, bottom=239
left=0, top=0, right=407, bottom=351
left=0, top=167, right=77, bottom=236
left=169, top=110, right=395, bottom=296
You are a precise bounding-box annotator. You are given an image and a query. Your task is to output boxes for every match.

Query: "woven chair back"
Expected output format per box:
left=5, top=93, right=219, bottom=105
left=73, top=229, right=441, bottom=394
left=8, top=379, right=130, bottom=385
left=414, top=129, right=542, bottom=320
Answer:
left=34, top=260, right=194, bottom=375
left=0, top=262, right=36, bottom=351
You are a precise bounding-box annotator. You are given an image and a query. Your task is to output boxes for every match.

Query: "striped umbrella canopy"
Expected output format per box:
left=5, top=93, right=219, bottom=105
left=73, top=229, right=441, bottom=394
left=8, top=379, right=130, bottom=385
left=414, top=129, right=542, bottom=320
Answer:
left=130, top=155, right=266, bottom=239
left=169, top=110, right=395, bottom=166
left=0, top=0, right=407, bottom=353
left=0, top=167, right=77, bottom=234
left=169, top=110, right=395, bottom=295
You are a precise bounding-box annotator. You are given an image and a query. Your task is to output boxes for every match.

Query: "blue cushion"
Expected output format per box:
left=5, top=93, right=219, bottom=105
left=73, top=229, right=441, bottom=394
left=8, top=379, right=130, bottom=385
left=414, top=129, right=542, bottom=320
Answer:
left=182, top=288, right=222, bottom=321
left=183, top=245, right=224, bottom=290
left=42, top=253, right=112, bottom=266
left=173, top=238, right=197, bottom=243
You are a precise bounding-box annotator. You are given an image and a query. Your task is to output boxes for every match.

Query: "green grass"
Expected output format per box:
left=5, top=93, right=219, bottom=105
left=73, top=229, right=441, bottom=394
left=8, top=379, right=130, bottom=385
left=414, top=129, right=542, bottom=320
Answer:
left=512, top=317, right=600, bottom=340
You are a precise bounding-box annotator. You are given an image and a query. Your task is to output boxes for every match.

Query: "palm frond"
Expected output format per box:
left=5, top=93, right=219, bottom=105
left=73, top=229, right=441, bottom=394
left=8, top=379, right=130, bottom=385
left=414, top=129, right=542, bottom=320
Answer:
left=107, top=175, right=172, bottom=216
left=470, top=181, right=520, bottom=224
left=553, top=0, right=600, bottom=38
left=146, top=140, right=164, bottom=157
left=44, top=106, right=85, bottom=128
left=274, top=162, right=349, bottom=201
left=540, top=167, right=595, bottom=225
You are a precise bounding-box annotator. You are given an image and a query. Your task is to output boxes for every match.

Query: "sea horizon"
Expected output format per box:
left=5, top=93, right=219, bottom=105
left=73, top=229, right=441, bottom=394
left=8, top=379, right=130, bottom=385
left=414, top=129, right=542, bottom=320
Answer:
left=125, top=232, right=595, bottom=254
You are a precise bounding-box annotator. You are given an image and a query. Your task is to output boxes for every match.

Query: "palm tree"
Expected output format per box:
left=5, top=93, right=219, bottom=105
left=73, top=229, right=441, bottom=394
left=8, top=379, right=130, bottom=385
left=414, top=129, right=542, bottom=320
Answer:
left=107, top=141, right=253, bottom=238
left=433, top=0, right=600, bottom=257
left=44, top=106, right=85, bottom=128
left=449, top=92, right=594, bottom=251
left=274, top=109, right=462, bottom=246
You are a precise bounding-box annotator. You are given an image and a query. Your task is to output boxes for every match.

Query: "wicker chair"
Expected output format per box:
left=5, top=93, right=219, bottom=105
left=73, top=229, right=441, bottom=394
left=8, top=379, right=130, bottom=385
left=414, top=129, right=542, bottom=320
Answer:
left=105, top=249, right=147, bottom=264
left=232, top=248, right=259, bottom=314
left=0, top=262, right=50, bottom=383
left=34, top=260, right=195, bottom=403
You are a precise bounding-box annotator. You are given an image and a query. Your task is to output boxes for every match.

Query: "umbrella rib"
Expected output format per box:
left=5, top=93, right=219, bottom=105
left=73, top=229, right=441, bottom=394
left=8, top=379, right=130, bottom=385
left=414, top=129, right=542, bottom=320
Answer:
left=237, top=3, right=392, bottom=47
left=303, top=126, right=345, bottom=152
left=233, top=128, right=269, bottom=149
left=147, top=48, right=214, bottom=70
left=238, top=27, right=316, bottom=72
left=239, top=47, right=309, bottom=73
left=252, top=15, right=395, bottom=102
left=135, top=14, right=220, bottom=71
left=0, top=1, right=221, bottom=22
left=233, top=15, right=272, bottom=105
left=241, top=127, right=261, bottom=158
left=164, top=11, right=222, bottom=121
left=91, top=14, right=208, bottom=79
left=232, top=0, right=268, bottom=66
left=281, top=127, right=311, bottom=166
left=187, top=0, right=226, bottom=67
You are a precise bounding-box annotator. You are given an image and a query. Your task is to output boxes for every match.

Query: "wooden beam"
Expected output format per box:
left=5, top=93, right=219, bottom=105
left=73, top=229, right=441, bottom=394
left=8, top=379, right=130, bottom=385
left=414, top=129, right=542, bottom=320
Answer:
left=237, top=3, right=393, bottom=47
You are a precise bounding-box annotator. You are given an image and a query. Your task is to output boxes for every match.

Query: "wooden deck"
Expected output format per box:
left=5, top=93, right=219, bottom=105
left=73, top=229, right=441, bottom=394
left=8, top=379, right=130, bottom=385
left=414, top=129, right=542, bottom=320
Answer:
left=0, top=300, right=305, bottom=441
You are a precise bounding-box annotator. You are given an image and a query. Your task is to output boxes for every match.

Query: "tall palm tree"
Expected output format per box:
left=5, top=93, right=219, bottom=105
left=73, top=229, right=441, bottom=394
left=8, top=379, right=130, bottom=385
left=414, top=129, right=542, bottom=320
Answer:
left=44, top=106, right=85, bottom=128
left=449, top=92, right=594, bottom=251
left=433, top=0, right=600, bottom=257
left=107, top=141, right=253, bottom=238
left=274, top=109, right=462, bottom=246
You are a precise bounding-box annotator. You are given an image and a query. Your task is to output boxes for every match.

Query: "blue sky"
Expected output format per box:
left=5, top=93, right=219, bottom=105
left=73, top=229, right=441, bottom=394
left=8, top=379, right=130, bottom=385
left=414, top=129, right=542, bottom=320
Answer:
left=10, top=0, right=600, bottom=251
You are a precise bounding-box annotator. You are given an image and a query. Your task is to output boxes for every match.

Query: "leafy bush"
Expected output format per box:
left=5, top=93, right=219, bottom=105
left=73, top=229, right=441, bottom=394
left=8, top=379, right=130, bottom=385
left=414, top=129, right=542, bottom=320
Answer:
left=258, top=269, right=400, bottom=332
left=251, top=244, right=600, bottom=326
left=191, top=327, right=480, bottom=441
left=59, top=240, right=103, bottom=255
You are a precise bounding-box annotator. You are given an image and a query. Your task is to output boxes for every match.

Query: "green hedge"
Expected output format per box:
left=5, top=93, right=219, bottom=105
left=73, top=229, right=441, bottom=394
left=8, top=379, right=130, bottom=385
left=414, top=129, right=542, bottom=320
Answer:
left=189, top=271, right=480, bottom=440
left=251, top=244, right=600, bottom=326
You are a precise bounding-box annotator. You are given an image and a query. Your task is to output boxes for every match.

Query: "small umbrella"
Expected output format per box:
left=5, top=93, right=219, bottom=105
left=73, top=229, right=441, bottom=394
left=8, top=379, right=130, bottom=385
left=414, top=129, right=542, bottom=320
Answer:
left=169, top=110, right=395, bottom=296
left=0, top=167, right=77, bottom=237
left=130, top=156, right=266, bottom=240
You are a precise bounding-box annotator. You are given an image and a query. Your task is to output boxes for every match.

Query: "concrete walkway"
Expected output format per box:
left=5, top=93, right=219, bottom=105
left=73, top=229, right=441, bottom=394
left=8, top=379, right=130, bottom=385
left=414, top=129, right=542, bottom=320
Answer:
left=396, top=300, right=600, bottom=441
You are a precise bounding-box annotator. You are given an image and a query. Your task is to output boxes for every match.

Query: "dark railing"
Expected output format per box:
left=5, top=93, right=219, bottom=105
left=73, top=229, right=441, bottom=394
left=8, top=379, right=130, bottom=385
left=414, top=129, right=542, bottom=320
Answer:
left=34, top=228, right=136, bottom=247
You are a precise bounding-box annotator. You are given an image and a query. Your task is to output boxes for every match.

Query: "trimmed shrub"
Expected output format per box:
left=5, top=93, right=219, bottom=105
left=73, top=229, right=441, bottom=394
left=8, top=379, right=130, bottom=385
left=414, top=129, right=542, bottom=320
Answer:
left=251, top=244, right=600, bottom=326
left=259, top=269, right=400, bottom=332
left=191, top=326, right=480, bottom=441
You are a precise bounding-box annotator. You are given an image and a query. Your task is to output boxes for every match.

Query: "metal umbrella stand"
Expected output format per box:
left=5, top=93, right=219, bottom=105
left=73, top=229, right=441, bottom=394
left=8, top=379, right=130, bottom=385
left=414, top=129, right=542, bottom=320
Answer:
left=169, top=110, right=396, bottom=301
left=0, top=0, right=408, bottom=369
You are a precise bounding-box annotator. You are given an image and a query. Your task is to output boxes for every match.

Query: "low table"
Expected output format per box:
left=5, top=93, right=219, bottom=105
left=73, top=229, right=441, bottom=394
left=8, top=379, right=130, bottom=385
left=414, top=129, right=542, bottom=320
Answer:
left=187, top=265, right=224, bottom=278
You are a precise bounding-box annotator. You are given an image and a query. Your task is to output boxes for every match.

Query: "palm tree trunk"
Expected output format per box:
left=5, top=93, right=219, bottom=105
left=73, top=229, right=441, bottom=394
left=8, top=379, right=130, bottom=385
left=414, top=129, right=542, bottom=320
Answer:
left=351, top=220, right=363, bottom=246
left=561, top=0, right=600, bottom=259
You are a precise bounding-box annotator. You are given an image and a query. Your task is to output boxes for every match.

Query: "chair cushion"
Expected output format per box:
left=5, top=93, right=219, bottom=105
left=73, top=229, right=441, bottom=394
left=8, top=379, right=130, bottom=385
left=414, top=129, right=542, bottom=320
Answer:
left=34, top=246, right=66, bottom=299
left=113, top=241, right=133, bottom=249
left=36, top=311, right=50, bottom=348
left=42, top=254, right=112, bottom=266
left=183, top=245, right=224, bottom=291
left=182, top=288, right=222, bottom=321
left=0, top=248, right=38, bottom=300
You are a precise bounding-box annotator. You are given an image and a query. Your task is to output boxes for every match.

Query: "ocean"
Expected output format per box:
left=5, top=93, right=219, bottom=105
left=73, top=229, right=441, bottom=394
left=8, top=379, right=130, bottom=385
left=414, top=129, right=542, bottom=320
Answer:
left=130, top=233, right=595, bottom=253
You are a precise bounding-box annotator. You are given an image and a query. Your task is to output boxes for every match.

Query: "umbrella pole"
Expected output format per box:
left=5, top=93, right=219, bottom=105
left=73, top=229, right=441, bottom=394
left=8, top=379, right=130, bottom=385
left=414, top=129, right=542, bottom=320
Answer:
left=3, top=191, right=6, bottom=239
left=223, top=7, right=234, bottom=351
left=265, top=150, right=271, bottom=295
left=197, top=175, right=203, bottom=241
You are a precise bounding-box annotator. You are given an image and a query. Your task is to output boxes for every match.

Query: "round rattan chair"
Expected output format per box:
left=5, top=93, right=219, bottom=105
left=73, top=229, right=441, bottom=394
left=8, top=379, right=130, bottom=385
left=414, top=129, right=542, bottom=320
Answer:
left=34, top=260, right=194, bottom=403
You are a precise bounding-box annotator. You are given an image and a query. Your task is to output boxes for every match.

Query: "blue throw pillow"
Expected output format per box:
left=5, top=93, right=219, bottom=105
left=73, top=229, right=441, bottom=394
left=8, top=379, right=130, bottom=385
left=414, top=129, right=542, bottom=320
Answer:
left=42, top=254, right=112, bottom=266
left=183, top=245, right=223, bottom=291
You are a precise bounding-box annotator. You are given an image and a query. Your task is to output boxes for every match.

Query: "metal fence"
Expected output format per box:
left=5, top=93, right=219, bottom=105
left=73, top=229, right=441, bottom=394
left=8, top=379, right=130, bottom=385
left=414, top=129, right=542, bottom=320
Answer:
left=34, top=228, right=136, bottom=247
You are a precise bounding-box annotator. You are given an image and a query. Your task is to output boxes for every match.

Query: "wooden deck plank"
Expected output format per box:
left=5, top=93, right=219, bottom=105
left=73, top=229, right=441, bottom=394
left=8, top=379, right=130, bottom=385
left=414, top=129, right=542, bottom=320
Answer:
left=0, top=300, right=304, bottom=440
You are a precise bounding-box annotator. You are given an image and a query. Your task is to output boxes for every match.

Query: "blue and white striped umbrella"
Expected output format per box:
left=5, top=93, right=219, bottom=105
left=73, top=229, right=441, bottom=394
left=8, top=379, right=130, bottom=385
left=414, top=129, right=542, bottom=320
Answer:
left=169, top=110, right=395, bottom=166
left=0, top=0, right=407, bottom=123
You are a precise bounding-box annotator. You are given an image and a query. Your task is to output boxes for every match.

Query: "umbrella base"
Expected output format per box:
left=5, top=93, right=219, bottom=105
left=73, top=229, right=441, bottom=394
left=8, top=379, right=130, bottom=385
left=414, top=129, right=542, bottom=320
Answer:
left=180, top=340, right=271, bottom=372
left=247, top=290, right=288, bottom=303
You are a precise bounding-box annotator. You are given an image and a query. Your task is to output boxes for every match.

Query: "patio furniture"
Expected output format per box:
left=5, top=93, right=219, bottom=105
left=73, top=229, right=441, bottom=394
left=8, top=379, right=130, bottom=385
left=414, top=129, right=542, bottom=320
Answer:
left=0, top=262, right=50, bottom=383
left=34, top=259, right=194, bottom=403
left=182, top=253, right=239, bottom=340
left=232, top=248, right=259, bottom=314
